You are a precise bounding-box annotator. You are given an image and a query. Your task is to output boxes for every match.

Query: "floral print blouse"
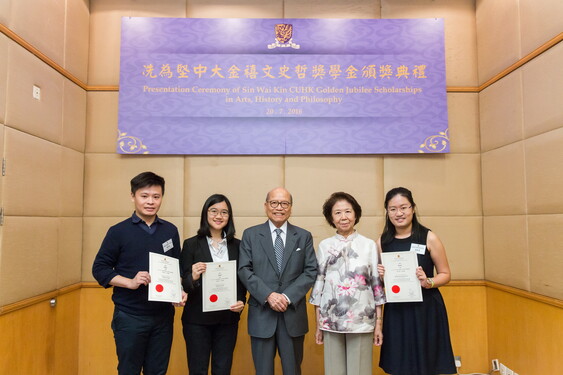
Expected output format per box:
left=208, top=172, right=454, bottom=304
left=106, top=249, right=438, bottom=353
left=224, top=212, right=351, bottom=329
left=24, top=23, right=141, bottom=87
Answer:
left=309, top=232, right=385, bottom=333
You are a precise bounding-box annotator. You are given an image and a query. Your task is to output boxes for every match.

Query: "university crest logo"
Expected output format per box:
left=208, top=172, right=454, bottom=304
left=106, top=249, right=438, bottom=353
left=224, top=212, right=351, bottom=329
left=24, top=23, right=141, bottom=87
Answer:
left=268, top=24, right=300, bottom=49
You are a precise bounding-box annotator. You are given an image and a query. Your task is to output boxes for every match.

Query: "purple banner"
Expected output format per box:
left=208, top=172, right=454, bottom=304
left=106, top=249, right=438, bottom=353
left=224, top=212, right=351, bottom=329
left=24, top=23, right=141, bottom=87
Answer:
left=118, top=18, right=448, bottom=154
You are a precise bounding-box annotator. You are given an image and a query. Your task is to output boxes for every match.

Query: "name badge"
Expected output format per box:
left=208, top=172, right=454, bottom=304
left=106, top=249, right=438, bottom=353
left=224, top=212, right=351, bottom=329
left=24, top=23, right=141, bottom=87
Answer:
left=410, top=243, right=426, bottom=255
left=162, top=239, right=174, bottom=252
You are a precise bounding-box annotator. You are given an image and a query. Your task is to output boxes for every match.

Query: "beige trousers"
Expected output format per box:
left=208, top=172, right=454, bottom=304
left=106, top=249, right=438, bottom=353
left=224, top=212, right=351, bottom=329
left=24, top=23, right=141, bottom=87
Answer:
left=323, top=331, right=374, bottom=375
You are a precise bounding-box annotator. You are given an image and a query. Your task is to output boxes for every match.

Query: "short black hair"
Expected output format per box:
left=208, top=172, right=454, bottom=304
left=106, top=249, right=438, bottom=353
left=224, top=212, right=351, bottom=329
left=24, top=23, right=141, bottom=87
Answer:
left=322, top=192, right=362, bottom=228
left=130, top=172, right=165, bottom=195
left=197, top=194, right=236, bottom=241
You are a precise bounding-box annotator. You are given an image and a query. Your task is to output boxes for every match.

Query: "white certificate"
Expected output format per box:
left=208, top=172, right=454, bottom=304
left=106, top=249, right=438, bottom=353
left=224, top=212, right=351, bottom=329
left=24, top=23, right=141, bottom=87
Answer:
left=381, top=251, right=423, bottom=303
left=202, top=260, right=237, bottom=312
left=148, top=252, right=182, bottom=303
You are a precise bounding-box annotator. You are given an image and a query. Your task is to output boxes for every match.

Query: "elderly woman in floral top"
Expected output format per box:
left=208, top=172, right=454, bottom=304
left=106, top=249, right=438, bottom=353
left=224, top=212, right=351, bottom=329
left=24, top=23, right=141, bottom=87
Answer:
left=310, top=192, right=386, bottom=375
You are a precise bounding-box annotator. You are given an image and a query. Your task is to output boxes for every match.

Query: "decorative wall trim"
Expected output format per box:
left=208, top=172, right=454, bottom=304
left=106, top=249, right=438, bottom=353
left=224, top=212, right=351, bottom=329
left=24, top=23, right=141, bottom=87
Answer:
left=5, top=279, right=560, bottom=316
left=1, top=24, right=560, bottom=94
left=88, top=85, right=119, bottom=91
left=0, top=282, right=82, bottom=315
left=486, top=281, right=563, bottom=308
left=0, top=23, right=87, bottom=90
left=447, top=86, right=479, bottom=93
left=449, top=280, right=486, bottom=287
left=81, top=282, right=103, bottom=288
left=479, top=32, right=563, bottom=92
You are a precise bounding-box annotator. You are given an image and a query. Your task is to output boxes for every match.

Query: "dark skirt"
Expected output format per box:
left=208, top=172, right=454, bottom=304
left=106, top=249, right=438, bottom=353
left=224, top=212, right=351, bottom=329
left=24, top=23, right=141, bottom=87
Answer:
left=379, top=288, right=457, bottom=375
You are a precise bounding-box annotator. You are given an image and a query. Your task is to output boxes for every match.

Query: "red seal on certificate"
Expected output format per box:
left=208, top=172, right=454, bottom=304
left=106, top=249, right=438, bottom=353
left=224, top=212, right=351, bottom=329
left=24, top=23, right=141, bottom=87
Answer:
left=155, top=284, right=164, bottom=293
left=391, top=285, right=400, bottom=294
left=209, top=294, right=218, bottom=303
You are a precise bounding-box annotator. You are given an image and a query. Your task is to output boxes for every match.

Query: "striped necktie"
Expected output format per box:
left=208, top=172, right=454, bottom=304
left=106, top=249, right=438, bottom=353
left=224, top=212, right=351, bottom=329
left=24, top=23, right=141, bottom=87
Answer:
left=274, top=228, right=284, bottom=272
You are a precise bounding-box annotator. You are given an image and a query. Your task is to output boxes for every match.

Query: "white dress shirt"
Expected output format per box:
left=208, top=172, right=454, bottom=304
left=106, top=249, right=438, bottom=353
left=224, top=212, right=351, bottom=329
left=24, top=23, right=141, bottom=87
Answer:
left=207, top=236, right=229, bottom=262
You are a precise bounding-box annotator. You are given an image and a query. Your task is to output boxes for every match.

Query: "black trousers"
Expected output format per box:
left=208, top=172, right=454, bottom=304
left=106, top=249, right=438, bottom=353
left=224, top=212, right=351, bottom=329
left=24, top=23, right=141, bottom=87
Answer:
left=111, top=308, right=174, bottom=375
left=183, top=322, right=239, bottom=375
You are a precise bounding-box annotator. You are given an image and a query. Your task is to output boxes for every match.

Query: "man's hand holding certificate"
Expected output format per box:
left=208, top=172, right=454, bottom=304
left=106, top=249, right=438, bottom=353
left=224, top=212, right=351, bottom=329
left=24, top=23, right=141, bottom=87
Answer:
left=202, top=260, right=237, bottom=312
left=148, top=252, right=182, bottom=303
left=381, top=251, right=423, bottom=303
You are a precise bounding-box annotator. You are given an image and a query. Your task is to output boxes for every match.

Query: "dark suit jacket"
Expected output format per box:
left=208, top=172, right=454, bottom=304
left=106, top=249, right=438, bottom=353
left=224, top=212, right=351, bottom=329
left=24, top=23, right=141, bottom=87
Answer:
left=180, top=235, right=247, bottom=325
left=238, top=221, right=317, bottom=338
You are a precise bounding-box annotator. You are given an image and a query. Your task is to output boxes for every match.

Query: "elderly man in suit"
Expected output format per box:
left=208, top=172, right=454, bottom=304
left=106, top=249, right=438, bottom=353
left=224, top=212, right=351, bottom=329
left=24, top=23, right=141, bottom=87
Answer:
left=238, top=187, right=318, bottom=375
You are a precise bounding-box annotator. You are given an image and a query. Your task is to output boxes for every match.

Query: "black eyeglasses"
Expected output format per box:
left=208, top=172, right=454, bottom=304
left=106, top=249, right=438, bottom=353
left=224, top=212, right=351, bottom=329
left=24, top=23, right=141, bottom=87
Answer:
left=267, top=200, right=291, bottom=209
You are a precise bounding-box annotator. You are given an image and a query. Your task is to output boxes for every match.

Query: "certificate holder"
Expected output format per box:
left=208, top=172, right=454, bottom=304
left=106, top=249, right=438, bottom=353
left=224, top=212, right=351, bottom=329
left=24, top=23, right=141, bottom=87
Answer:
left=148, top=252, right=182, bottom=303
left=381, top=251, right=423, bottom=303
left=202, top=260, right=237, bottom=312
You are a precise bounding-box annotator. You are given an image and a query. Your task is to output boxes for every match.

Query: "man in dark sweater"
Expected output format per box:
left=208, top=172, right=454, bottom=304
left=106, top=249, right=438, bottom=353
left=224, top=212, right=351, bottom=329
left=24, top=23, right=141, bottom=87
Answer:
left=92, top=171, right=186, bottom=375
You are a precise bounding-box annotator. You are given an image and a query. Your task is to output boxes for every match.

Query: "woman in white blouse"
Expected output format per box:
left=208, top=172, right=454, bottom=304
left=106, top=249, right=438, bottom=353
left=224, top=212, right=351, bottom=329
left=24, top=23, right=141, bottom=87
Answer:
left=310, top=192, right=386, bottom=375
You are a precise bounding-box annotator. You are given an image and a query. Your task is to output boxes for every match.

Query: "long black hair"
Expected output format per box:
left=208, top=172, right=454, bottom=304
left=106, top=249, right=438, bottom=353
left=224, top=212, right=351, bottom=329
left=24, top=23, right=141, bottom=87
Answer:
left=197, top=194, right=236, bottom=241
left=381, top=187, right=428, bottom=246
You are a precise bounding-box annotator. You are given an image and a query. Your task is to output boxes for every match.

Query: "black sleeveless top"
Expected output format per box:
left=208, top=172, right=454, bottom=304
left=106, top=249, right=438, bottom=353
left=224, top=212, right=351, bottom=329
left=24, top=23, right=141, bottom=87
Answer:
left=379, top=228, right=456, bottom=375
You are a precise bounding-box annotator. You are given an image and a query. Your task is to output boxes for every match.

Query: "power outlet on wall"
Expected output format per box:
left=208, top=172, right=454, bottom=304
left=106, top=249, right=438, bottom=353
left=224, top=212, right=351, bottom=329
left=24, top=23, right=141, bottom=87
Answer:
left=492, top=359, right=500, bottom=372
left=33, top=85, right=41, bottom=100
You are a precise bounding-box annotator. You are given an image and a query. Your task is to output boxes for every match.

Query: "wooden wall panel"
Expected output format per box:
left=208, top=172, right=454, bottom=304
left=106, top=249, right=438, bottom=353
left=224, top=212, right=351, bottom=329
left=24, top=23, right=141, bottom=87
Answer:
left=77, top=284, right=489, bottom=375
left=441, top=285, right=488, bottom=374
left=0, top=291, right=81, bottom=375
left=78, top=287, right=117, bottom=374
left=2, top=284, right=560, bottom=374
left=0, top=299, right=56, bottom=374
left=487, top=287, right=563, bottom=375
left=54, top=290, right=80, bottom=375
